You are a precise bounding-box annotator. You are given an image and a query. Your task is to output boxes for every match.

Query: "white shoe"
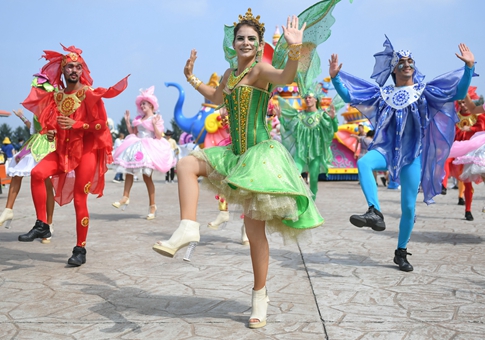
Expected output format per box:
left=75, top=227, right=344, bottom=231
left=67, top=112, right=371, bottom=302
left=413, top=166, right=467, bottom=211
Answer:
left=152, top=219, right=200, bottom=258
left=207, top=211, right=230, bottom=230
left=0, top=208, right=14, bottom=229
left=147, top=205, right=157, bottom=220
left=249, top=287, right=270, bottom=329
left=241, top=224, right=249, bottom=245
left=112, top=197, right=130, bottom=211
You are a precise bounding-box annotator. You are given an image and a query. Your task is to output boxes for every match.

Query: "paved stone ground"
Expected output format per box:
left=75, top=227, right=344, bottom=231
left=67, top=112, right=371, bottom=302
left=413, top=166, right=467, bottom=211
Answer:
left=0, top=170, right=484, bottom=339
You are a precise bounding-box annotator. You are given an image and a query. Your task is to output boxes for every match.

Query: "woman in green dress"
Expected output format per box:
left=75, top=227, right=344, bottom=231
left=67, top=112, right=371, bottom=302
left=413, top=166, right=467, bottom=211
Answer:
left=0, top=109, right=55, bottom=239
left=153, top=8, right=328, bottom=329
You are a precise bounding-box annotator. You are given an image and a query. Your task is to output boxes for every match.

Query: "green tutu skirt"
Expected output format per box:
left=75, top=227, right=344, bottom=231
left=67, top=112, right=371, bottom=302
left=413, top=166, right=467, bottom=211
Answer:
left=193, top=139, right=324, bottom=242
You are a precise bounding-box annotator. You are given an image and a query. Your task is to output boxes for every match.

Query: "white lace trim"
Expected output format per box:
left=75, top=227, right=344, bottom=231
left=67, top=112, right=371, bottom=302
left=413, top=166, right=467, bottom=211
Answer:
left=380, top=82, right=426, bottom=109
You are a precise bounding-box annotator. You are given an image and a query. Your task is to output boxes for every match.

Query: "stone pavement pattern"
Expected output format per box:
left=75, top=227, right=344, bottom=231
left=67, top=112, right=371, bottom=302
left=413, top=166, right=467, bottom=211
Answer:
left=0, top=171, right=484, bottom=339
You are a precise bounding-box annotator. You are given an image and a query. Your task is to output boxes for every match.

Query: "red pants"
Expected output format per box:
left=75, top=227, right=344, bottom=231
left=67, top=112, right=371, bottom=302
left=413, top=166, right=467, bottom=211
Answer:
left=464, top=182, right=473, bottom=212
left=442, top=158, right=452, bottom=187
left=31, top=150, right=96, bottom=247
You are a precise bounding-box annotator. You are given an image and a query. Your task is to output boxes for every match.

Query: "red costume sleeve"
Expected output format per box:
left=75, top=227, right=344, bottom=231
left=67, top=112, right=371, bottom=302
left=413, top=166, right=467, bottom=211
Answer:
left=21, top=87, right=57, bottom=133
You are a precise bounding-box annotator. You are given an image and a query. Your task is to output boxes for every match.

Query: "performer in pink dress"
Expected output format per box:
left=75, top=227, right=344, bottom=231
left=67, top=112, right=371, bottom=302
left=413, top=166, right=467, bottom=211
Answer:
left=112, top=86, right=174, bottom=219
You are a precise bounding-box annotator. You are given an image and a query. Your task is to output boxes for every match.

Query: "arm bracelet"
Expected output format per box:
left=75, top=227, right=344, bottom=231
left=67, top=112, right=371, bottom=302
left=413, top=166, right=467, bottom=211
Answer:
left=187, top=75, right=202, bottom=90
left=288, top=43, right=302, bottom=61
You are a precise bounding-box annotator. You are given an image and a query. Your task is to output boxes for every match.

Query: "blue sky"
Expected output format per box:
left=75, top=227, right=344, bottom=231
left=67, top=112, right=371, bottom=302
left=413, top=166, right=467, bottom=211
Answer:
left=1, top=0, right=484, bottom=130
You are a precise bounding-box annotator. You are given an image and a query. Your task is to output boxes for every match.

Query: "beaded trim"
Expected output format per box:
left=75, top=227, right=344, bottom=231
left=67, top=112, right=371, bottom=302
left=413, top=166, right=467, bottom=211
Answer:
left=227, top=62, right=257, bottom=90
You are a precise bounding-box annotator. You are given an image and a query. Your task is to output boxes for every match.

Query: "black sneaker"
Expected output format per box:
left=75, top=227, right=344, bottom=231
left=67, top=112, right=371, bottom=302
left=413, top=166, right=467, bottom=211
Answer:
left=18, top=220, right=51, bottom=242
left=380, top=177, right=387, bottom=187
left=441, top=185, right=447, bottom=195
left=465, top=211, right=474, bottom=221
left=393, top=248, right=413, bottom=272
left=457, top=197, right=465, bottom=206
left=349, top=206, right=386, bottom=231
left=68, top=246, right=87, bottom=266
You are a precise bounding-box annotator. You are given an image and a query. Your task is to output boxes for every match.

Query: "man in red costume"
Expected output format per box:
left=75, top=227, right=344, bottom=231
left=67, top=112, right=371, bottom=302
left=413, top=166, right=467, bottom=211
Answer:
left=18, top=44, right=129, bottom=266
left=442, top=87, right=485, bottom=221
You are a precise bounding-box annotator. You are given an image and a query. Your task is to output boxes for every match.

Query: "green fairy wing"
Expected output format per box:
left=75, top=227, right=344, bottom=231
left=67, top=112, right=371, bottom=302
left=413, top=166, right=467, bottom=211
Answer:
left=296, top=52, right=322, bottom=97
left=223, top=25, right=237, bottom=69
left=332, top=93, right=345, bottom=112
left=271, top=0, right=342, bottom=92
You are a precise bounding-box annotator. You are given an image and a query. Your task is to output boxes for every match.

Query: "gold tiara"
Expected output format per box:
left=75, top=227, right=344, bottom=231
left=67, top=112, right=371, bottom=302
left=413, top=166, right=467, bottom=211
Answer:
left=234, top=8, right=265, bottom=33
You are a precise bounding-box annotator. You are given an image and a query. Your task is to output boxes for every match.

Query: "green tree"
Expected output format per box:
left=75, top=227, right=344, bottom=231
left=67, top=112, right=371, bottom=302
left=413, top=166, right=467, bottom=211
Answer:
left=116, top=117, right=129, bottom=137
left=474, top=95, right=484, bottom=107
left=13, top=125, right=30, bottom=145
left=169, top=118, right=182, bottom=142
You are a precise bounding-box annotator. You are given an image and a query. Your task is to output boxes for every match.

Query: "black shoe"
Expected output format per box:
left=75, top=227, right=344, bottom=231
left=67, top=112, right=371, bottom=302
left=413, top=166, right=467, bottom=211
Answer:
left=18, top=220, right=51, bottom=242
left=393, top=248, right=413, bottom=272
left=465, top=211, right=474, bottom=221
left=441, top=185, right=447, bottom=195
left=458, top=197, right=465, bottom=206
left=349, top=206, right=386, bottom=231
left=67, top=246, right=87, bottom=266
left=381, top=177, right=387, bottom=187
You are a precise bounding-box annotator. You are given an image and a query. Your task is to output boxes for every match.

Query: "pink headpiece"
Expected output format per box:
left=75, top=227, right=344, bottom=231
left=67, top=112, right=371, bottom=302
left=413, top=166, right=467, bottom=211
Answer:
left=135, top=86, right=159, bottom=115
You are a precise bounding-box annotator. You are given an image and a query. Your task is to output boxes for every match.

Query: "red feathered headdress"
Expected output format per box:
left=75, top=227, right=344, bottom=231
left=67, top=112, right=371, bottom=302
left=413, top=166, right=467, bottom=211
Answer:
left=455, top=86, right=479, bottom=112
left=40, top=44, right=93, bottom=89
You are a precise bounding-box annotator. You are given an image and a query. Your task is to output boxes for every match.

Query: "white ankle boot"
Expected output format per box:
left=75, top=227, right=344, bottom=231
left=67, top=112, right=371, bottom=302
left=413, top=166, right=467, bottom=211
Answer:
left=207, top=211, right=230, bottom=230
left=152, top=219, right=200, bottom=258
left=0, top=208, right=14, bottom=229
left=241, top=224, right=249, bottom=245
left=249, top=286, right=270, bottom=329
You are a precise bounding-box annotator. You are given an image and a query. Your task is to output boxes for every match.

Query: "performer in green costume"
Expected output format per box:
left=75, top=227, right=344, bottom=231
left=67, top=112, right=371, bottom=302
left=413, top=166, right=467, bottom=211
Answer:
left=277, top=57, right=341, bottom=200
left=153, top=1, right=343, bottom=329
left=0, top=74, right=56, bottom=235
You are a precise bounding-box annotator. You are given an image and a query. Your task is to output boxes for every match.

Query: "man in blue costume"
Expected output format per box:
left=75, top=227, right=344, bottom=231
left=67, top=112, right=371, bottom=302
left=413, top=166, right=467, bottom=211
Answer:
left=329, top=37, right=475, bottom=272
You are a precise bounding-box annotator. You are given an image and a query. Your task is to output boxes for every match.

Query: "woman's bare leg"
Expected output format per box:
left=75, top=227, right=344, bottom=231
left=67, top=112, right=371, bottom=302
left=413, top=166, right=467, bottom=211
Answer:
left=177, top=155, right=208, bottom=220
left=5, top=176, right=23, bottom=209
left=122, top=174, right=134, bottom=199
left=143, top=173, right=156, bottom=207
left=244, top=216, right=269, bottom=324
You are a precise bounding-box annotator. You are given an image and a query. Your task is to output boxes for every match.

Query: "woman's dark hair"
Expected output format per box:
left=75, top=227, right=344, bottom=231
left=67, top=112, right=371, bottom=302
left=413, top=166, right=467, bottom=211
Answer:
left=366, top=130, right=375, bottom=138
left=233, top=20, right=264, bottom=44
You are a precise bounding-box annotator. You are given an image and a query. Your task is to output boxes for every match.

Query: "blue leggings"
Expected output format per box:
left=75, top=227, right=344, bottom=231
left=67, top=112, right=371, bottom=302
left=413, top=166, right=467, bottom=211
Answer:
left=357, top=150, right=421, bottom=249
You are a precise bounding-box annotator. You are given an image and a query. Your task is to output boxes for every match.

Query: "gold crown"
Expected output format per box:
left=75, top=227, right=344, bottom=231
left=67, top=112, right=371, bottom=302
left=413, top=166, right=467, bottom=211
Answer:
left=234, top=8, right=265, bottom=33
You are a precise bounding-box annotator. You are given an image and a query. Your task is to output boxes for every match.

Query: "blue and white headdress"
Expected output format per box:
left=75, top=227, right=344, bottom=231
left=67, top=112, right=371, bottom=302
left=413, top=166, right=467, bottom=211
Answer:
left=370, top=35, right=424, bottom=87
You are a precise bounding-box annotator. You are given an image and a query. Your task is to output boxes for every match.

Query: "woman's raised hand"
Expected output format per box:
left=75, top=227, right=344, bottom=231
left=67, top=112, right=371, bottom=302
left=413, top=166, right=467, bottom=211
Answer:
left=282, top=16, right=306, bottom=45
left=13, top=109, right=24, bottom=117
left=152, top=114, right=161, bottom=125
left=184, top=49, right=198, bottom=79
left=124, top=110, right=130, bottom=121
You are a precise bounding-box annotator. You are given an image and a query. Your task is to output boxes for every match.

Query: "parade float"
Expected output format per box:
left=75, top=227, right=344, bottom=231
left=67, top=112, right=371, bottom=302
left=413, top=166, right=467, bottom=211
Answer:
left=327, top=104, right=372, bottom=180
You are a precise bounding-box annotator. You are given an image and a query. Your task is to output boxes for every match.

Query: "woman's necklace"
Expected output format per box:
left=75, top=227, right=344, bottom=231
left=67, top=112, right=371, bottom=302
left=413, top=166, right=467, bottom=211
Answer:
left=227, top=61, right=257, bottom=90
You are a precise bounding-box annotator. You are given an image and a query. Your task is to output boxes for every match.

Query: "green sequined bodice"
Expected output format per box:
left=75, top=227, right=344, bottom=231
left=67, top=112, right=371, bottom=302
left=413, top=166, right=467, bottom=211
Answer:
left=224, top=86, right=271, bottom=155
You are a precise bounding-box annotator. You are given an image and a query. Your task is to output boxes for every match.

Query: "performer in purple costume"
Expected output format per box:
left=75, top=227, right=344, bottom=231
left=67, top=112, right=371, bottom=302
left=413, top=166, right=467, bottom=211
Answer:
left=329, top=36, right=476, bottom=271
